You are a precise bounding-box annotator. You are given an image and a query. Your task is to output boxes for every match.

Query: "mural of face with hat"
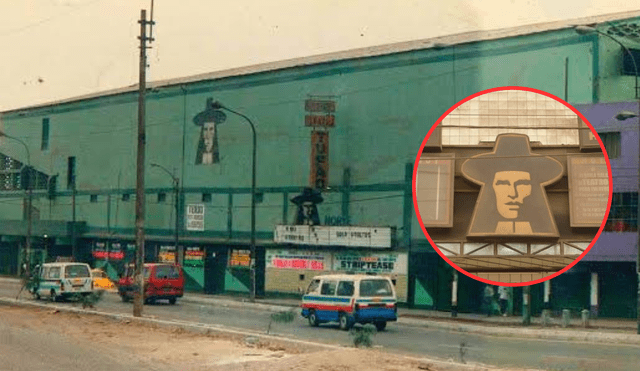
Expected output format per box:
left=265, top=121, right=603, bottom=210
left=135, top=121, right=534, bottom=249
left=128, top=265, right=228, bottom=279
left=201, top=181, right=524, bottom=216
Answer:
left=193, top=98, right=226, bottom=165
left=461, top=133, right=563, bottom=238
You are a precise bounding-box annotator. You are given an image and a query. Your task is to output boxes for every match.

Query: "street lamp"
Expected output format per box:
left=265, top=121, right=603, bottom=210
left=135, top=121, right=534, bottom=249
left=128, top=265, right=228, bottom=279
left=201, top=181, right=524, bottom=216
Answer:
left=150, top=163, right=180, bottom=265
left=575, top=25, right=640, bottom=334
left=208, top=100, right=258, bottom=302
left=0, top=131, right=32, bottom=277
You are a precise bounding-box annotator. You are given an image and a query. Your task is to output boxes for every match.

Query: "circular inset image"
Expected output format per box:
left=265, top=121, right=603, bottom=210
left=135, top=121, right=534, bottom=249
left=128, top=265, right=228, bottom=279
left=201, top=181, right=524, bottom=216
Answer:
left=412, top=87, right=612, bottom=286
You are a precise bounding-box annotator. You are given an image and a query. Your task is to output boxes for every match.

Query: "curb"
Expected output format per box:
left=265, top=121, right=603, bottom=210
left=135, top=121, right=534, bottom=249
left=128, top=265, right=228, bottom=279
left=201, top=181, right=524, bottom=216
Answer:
left=398, top=317, right=640, bottom=344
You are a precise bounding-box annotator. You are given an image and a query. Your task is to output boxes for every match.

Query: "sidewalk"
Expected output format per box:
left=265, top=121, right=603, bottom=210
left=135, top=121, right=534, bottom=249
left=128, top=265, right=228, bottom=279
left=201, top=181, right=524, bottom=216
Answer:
left=179, top=292, right=640, bottom=344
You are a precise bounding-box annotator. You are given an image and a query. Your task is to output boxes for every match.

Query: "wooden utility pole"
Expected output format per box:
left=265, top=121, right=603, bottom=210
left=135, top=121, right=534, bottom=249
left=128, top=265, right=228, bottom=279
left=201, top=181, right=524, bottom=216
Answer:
left=133, top=7, right=154, bottom=318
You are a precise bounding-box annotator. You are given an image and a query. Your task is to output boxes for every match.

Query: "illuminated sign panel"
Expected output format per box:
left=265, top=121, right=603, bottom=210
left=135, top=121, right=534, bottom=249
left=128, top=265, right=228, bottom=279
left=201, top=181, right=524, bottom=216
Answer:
left=416, top=154, right=454, bottom=227
left=310, top=131, right=329, bottom=189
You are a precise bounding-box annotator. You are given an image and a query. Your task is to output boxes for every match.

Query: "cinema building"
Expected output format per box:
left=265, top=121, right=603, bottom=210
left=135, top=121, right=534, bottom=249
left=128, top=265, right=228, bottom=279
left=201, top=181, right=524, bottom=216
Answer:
left=0, top=12, right=638, bottom=316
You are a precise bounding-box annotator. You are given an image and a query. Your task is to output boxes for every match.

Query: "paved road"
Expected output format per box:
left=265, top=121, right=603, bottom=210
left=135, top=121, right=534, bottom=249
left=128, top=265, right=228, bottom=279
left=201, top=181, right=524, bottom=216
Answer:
left=2, top=280, right=640, bottom=370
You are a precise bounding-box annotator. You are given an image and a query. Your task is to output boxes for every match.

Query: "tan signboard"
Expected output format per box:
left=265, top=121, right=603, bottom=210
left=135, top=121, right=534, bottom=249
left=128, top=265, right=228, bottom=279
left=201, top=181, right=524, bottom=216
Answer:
left=305, top=115, right=335, bottom=127
left=567, top=155, right=609, bottom=227
left=305, top=99, right=336, bottom=113
left=578, top=118, right=600, bottom=151
left=461, top=134, right=563, bottom=239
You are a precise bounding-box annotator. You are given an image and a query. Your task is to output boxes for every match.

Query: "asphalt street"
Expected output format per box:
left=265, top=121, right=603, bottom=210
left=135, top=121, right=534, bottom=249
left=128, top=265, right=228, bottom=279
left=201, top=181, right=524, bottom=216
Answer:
left=1, top=280, right=639, bottom=370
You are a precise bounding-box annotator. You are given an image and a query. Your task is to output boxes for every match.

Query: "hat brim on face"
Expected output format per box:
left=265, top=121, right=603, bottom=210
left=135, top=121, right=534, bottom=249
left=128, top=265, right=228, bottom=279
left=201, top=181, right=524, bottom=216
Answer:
left=461, top=134, right=563, bottom=186
left=193, top=109, right=226, bottom=126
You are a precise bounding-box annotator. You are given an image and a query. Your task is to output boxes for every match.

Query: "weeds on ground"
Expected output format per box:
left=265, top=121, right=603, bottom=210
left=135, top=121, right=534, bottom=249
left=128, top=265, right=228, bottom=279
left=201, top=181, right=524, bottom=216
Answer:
left=349, top=324, right=377, bottom=348
left=266, top=309, right=296, bottom=334
left=70, top=290, right=105, bottom=309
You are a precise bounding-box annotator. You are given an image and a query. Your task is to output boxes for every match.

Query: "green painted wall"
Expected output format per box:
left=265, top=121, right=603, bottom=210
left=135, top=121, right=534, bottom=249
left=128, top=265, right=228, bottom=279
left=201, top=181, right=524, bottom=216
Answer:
left=1, top=25, right=630, bottom=249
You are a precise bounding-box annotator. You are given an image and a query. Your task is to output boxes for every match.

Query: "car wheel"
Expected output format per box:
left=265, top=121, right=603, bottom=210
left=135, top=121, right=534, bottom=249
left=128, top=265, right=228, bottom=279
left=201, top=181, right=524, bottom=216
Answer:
left=50, top=290, right=57, bottom=302
left=144, top=297, right=155, bottom=305
left=308, top=310, right=319, bottom=327
left=169, top=297, right=177, bottom=305
left=375, top=321, right=387, bottom=331
left=339, top=313, right=353, bottom=331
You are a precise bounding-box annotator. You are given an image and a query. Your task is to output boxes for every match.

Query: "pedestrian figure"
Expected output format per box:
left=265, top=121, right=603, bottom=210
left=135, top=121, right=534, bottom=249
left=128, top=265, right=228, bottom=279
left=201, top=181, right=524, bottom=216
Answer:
left=483, top=285, right=495, bottom=317
left=498, top=286, right=509, bottom=316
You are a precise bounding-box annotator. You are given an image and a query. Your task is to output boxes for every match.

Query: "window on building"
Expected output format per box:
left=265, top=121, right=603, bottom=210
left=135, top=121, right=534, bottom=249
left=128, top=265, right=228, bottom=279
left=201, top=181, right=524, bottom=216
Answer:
left=158, top=192, right=166, bottom=203
left=202, top=193, right=212, bottom=202
left=41, top=118, right=50, bottom=151
left=90, top=194, right=98, bottom=203
left=599, top=132, right=621, bottom=159
left=605, top=192, right=638, bottom=232
left=122, top=193, right=130, bottom=201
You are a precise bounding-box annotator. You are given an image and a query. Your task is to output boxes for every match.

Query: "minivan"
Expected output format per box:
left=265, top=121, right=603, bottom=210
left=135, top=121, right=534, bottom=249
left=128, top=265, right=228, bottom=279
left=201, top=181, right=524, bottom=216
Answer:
left=301, top=274, right=398, bottom=331
left=31, top=262, right=93, bottom=301
left=117, top=263, right=184, bottom=305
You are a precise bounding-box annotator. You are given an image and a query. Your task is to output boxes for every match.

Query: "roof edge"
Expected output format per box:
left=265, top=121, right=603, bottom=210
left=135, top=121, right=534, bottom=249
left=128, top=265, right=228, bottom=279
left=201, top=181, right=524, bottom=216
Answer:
left=3, top=9, right=640, bottom=115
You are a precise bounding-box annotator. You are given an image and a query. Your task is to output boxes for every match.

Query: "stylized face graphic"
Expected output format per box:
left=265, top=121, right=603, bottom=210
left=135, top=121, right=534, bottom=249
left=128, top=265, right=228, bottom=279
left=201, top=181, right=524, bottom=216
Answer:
left=492, top=171, right=532, bottom=219
left=203, top=122, right=216, bottom=151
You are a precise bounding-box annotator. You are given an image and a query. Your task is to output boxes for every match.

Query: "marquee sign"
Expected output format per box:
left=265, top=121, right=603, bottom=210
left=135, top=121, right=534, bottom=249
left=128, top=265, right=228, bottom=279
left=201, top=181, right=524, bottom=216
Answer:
left=274, top=225, right=394, bottom=248
left=333, top=252, right=407, bottom=274
left=461, top=133, right=563, bottom=239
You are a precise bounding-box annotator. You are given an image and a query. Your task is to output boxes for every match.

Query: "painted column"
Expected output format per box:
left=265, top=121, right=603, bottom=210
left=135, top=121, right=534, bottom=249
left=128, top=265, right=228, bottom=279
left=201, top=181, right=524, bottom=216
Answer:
left=544, top=280, right=551, bottom=310
left=590, top=272, right=598, bottom=317
left=522, top=285, right=531, bottom=326
left=451, top=270, right=458, bottom=317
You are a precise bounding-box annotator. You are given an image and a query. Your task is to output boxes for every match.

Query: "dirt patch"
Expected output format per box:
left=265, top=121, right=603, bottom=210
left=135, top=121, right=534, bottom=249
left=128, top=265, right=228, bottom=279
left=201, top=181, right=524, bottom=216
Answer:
left=0, top=304, right=540, bottom=371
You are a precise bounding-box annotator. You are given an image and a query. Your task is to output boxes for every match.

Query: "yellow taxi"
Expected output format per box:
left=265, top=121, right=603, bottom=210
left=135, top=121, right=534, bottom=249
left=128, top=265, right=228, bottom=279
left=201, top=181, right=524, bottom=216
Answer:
left=91, top=268, right=116, bottom=291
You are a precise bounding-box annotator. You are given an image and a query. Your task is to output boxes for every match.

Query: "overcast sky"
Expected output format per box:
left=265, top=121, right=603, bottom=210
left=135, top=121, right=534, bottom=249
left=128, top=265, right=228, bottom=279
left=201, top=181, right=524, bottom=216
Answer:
left=0, top=0, right=639, bottom=111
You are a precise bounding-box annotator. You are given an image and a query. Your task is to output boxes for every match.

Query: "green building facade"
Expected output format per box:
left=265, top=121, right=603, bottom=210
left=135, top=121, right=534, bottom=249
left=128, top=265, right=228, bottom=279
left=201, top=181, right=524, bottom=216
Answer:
left=0, top=13, right=638, bottom=313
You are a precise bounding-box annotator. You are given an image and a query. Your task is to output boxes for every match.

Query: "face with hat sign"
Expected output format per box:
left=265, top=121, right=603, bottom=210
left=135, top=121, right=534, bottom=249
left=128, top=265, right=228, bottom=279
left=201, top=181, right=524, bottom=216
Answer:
left=461, top=133, right=563, bottom=238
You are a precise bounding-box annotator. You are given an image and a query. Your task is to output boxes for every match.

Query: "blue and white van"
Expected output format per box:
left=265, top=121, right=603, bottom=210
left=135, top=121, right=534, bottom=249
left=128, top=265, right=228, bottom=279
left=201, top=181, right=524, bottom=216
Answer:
left=31, top=262, right=93, bottom=301
left=301, top=274, right=397, bottom=331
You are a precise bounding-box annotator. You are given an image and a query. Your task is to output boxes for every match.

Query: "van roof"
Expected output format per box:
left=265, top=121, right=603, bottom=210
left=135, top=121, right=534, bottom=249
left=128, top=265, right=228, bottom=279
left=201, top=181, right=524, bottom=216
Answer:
left=42, top=262, right=89, bottom=267
left=311, top=274, right=391, bottom=281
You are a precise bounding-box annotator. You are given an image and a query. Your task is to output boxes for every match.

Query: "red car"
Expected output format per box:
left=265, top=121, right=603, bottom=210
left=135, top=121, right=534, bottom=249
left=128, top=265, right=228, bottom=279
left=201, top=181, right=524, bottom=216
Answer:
left=117, top=263, right=184, bottom=305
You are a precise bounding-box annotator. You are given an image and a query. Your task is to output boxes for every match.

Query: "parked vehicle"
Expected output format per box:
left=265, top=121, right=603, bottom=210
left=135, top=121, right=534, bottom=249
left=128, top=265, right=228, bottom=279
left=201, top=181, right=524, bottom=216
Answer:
left=30, top=262, right=93, bottom=301
left=91, top=268, right=116, bottom=291
left=117, top=263, right=184, bottom=305
left=301, top=274, right=397, bottom=331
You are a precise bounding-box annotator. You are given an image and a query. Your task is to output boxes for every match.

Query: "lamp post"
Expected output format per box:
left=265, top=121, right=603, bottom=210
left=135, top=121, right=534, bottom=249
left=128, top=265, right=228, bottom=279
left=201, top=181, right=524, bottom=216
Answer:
left=209, top=100, right=257, bottom=302
left=150, top=163, right=180, bottom=264
left=575, top=25, right=640, bottom=334
left=0, top=131, right=32, bottom=277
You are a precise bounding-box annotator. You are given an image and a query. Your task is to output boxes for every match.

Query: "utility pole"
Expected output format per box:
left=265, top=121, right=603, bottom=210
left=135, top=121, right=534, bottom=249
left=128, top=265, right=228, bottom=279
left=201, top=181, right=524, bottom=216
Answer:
left=133, top=6, right=154, bottom=318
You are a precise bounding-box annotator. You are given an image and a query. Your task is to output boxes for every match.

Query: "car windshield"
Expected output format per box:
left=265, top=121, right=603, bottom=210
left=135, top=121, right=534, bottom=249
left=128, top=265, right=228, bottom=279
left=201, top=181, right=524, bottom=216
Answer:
left=359, top=279, right=393, bottom=297
left=65, top=264, right=90, bottom=278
